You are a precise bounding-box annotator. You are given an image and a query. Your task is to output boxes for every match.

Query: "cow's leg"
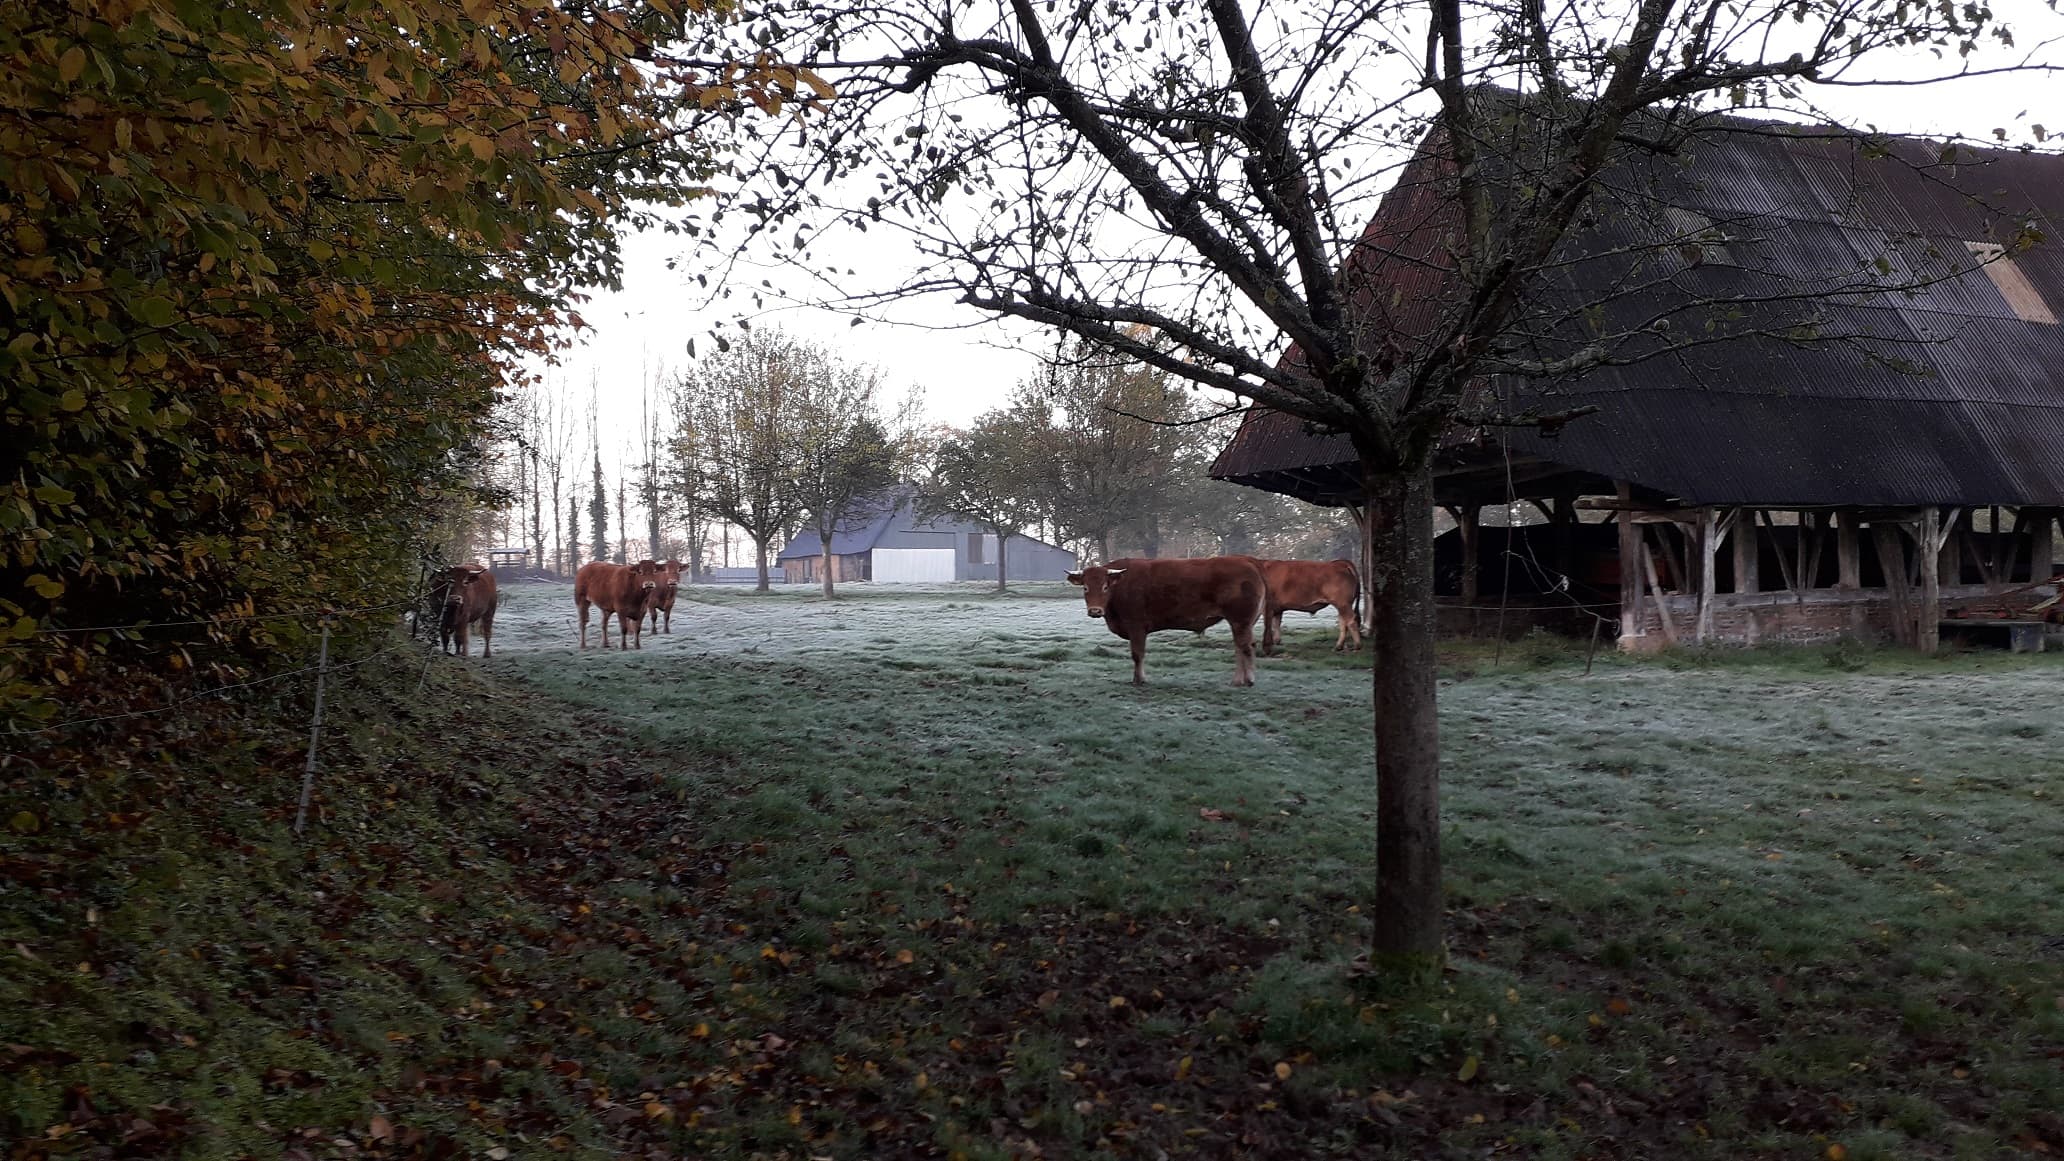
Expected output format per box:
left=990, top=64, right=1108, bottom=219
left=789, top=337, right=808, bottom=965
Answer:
left=1265, top=607, right=1284, bottom=655
left=1337, top=602, right=1362, bottom=651
left=1129, top=633, right=1147, bottom=685
left=480, top=611, right=494, bottom=659
left=628, top=612, right=642, bottom=650
left=601, top=606, right=614, bottom=650
left=457, top=621, right=469, bottom=657
left=578, top=600, right=590, bottom=650
left=664, top=605, right=672, bottom=633
left=1232, top=617, right=1257, bottom=686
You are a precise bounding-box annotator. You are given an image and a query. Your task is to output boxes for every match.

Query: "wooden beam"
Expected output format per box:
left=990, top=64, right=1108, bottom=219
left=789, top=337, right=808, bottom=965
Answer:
left=2030, top=507, right=2058, bottom=582
left=1807, top=514, right=1828, bottom=590
left=1617, top=481, right=1642, bottom=644
left=1457, top=505, right=1481, bottom=606
left=1871, top=524, right=1916, bottom=648
left=1758, top=509, right=1800, bottom=595
left=1696, top=508, right=1722, bottom=643
left=1640, top=536, right=1680, bottom=645
left=1836, top=510, right=1862, bottom=590
left=1917, top=507, right=1958, bottom=654
left=1733, top=507, right=1760, bottom=594
left=1658, top=523, right=1690, bottom=595
left=2003, top=508, right=2025, bottom=585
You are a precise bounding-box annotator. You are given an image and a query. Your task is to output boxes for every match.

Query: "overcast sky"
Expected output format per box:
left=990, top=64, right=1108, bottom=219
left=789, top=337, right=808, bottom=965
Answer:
left=527, top=11, right=2063, bottom=507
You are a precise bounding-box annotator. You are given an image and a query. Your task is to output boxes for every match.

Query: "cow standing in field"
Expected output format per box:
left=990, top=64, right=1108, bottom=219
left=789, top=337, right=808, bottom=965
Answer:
left=433, top=564, right=499, bottom=658
left=575, top=559, right=663, bottom=650
left=1067, top=556, right=1266, bottom=686
left=1242, top=557, right=1362, bottom=654
left=646, top=559, right=684, bottom=635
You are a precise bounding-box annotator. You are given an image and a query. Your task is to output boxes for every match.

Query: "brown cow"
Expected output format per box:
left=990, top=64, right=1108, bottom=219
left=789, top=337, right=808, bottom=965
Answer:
left=433, top=564, right=499, bottom=658
left=1067, top=556, right=1265, bottom=686
left=646, top=559, right=684, bottom=635
left=575, top=559, right=663, bottom=650
left=1241, top=557, right=1362, bottom=654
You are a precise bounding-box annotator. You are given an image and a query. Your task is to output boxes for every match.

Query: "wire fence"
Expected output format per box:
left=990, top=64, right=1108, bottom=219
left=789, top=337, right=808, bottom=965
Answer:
left=6, top=578, right=462, bottom=836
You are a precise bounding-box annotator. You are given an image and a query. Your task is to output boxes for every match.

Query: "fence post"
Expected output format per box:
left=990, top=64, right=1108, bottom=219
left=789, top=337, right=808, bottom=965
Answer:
left=293, top=617, right=333, bottom=836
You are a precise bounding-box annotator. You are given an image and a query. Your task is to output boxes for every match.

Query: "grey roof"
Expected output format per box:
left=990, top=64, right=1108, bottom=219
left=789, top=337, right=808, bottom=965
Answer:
left=777, top=487, right=1074, bottom=560
left=1210, top=106, right=2064, bottom=509
left=776, top=490, right=910, bottom=559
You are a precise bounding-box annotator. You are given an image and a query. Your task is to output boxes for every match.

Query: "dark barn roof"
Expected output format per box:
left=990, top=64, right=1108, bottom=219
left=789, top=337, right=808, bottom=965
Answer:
left=777, top=489, right=908, bottom=559
left=1210, top=110, right=2064, bottom=509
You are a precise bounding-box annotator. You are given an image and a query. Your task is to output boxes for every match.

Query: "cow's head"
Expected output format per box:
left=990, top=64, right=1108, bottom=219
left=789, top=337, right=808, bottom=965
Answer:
left=437, top=566, right=486, bottom=628
left=439, top=565, right=487, bottom=607
left=1065, top=566, right=1127, bottom=619
left=628, top=559, right=662, bottom=593
left=659, top=559, right=683, bottom=593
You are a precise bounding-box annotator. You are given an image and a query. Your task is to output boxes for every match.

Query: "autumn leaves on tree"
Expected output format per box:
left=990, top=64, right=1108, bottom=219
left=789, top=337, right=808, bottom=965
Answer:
left=0, top=0, right=814, bottom=716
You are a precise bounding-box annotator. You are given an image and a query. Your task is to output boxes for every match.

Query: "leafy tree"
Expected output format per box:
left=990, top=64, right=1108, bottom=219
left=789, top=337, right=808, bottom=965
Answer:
left=717, top=0, right=2055, bottom=975
left=1017, top=346, right=1207, bottom=563
left=0, top=0, right=813, bottom=719
left=923, top=409, right=1049, bottom=592
left=590, top=448, right=612, bottom=566
left=790, top=371, right=908, bottom=598
left=663, top=391, right=717, bottom=581
left=682, top=330, right=813, bottom=592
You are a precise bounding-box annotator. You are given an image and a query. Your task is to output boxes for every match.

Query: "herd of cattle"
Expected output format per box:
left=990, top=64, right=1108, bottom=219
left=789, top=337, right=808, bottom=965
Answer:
left=425, top=554, right=1360, bottom=685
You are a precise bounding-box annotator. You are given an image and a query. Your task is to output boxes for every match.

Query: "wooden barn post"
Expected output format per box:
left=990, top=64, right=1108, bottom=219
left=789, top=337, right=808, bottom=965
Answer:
left=1836, top=510, right=1862, bottom=589
left=1457, top=504, right=1481, bottom=619
left=1732, top=507, right=1759, bottom=594
left=1616, top=482, right=1642, bottom=645
left=1695, top=507, right=1720, bottom=642
left=1922, top=508, right=1941, bottom=651
left=2031, top=508, right=2058, bottom=580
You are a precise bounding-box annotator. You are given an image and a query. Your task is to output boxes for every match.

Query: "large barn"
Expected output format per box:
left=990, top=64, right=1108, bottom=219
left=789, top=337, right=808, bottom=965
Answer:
left=777, top=487, right=1077, bottom=584
left=1210, top=107, right=2064, bottom=650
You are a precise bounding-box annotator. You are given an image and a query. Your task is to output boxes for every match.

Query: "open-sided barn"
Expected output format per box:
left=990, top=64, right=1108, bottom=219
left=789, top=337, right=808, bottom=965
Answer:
left=1211, top=108, right=2064, bottom=650
left=777, top=487, right=1077, bottom=584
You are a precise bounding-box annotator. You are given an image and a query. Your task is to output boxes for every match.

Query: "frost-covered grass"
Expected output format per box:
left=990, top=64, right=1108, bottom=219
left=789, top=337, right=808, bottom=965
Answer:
left=486, top=580, right=2064, bottom=1157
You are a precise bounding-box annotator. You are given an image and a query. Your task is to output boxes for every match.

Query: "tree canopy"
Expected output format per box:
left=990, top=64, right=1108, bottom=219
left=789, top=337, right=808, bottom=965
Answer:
left=2, top=0, right=808, bottom=720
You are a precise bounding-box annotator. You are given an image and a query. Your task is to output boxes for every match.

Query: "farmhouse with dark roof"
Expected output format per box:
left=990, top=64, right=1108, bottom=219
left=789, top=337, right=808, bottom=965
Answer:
left=777, top=487, right=1077, bottom=584
left=1211, top=108, right=2064, bottom=649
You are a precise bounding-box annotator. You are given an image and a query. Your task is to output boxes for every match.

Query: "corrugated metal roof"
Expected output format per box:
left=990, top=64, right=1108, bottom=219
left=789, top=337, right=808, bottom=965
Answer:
left=1211, top=108, right=2064, bottom=508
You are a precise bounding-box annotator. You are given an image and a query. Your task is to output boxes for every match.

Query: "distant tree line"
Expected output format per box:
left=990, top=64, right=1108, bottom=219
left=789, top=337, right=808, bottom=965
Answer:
left=500, top=329, right=1353, bottom=599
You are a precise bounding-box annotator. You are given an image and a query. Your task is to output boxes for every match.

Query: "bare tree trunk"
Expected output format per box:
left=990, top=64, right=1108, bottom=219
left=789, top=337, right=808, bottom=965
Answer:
left=996, top=530, right=1009, bottom=593
left=1098, top=530, right=1112, bottom=564
left=530, top=451, right=545, bottom=578
left=1364, top=463, right=1443, bottom=980
left=550, top=477, right=564, bottom=576
left=755, top=537, right=771, bottom=592
left=820, top=531, right=836, bottom=599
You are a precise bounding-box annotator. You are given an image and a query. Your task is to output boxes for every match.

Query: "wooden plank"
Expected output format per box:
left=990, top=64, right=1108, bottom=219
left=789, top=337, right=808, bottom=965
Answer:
left=1617, top=482, right=1642, bottom=644
left=1759, top=509, right=1800, bottom=594
left=1920, top=507, right=1948, bottom=653
left=1871, top=524, right=1916, bottom=648
left=2003, top=508, right=2025, bottom=585
left=1641, top=537, right=1680, bottom=645
left=1659, top=523, right=1690, bottom=594
left=1457, top=505, right=1481, bottom=606
left=1696, top=508, right=1720, bottom=643
left=2031, top=507, right=2057, bottom=582
left=1837, top=510, right=1861, bottom=590
left=1733, top=507, right=1760, bottom=594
